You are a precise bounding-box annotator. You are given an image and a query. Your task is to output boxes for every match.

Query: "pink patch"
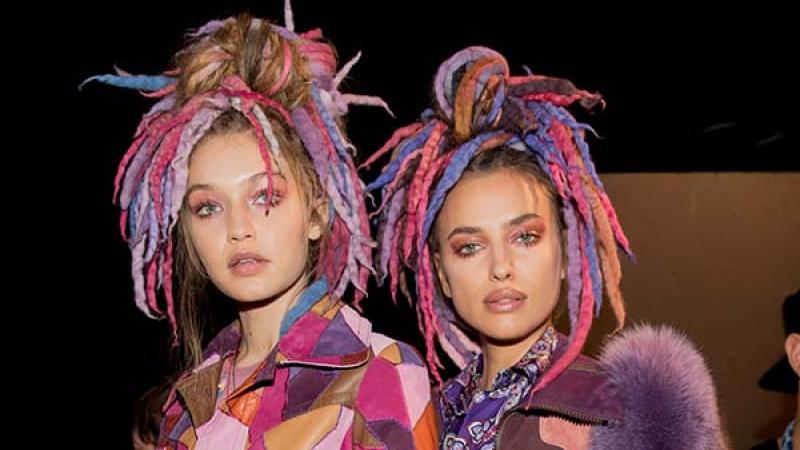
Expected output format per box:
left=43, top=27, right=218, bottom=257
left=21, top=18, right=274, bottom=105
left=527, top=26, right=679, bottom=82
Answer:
left=193, top=354, right=220, bottom=373
left=341, top=424, right=353, bottom=449
left=249, top=367, right=289, bottom=433
left=369, top=332, right=394, bottom=356
left=396, top=364, right=430, bottom=424
left=279, top=312, right=330, bottom=359
left=355, top=358, right=411, bottom=427
left=540, top=416, right=590, bottom=449
left=340, top=305, right=372, bottom=344
left=311, top=407, right=353, bottom=449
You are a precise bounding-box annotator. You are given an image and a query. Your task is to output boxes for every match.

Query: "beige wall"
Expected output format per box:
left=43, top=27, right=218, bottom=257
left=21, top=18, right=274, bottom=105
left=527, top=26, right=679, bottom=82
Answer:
left=575, top=172, right=799, bottom=449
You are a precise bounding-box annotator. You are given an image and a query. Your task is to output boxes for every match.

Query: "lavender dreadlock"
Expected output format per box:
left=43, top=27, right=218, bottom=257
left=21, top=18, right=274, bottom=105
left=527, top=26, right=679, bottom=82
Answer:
left=84, top=3, right=384, bottom=349
left=365, top=46, right=633, bottom=387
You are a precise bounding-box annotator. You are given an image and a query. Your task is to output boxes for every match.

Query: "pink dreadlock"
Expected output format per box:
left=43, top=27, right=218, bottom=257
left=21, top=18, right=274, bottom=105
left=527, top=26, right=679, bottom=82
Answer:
left=366, top=46, right=633, bottom=388
left=85, top=4, right=387, bottom=347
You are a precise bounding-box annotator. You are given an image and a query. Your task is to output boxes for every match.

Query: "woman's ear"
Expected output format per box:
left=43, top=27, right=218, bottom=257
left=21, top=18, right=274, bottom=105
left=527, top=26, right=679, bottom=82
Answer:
left=786, top=333, right=800, bottom=376
left=560, top=227, right=567, bottom=280
left=434, top=252, right=452, bottom=298
left=308, top=199, right=328, bottom=241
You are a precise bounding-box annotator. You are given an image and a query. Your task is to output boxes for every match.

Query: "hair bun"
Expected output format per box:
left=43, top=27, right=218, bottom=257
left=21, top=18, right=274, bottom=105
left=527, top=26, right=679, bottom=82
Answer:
left=433, top=46, right=508, bottom=142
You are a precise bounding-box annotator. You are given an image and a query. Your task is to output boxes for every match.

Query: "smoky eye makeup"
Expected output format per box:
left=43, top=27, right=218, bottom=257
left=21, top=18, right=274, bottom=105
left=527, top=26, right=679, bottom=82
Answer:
left=450, top=238, right=485, bottom=258
left=252, top=174, right=289, bottom=206
left=511, top=219, right=546, bottom=245
left=187, top=194, right=222, bottom=218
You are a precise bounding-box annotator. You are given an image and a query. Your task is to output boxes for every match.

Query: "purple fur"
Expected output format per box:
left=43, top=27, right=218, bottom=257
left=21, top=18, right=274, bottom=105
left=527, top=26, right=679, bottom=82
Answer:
left=591, top=325, right=727, bottom=450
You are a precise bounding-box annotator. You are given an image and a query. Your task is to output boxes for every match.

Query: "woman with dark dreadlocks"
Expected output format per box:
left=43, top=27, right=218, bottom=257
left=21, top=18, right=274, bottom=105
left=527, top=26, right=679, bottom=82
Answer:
left=366, top=46, right=729, bottom=450
left=84, top=4, right=437, bottom=449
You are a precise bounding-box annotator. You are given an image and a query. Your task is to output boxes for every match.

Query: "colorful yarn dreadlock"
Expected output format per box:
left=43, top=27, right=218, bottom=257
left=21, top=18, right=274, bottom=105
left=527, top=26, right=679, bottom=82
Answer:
left=365, top=46, right=633, bottom=388
left=84, top=3, right=384, bottom=340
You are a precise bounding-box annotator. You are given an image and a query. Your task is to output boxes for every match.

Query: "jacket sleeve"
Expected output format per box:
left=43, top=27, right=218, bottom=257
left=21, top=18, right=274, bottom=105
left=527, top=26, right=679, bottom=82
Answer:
left=351, top=340, right=439, bottom=450
left=589, top=324, right=731, bottom=450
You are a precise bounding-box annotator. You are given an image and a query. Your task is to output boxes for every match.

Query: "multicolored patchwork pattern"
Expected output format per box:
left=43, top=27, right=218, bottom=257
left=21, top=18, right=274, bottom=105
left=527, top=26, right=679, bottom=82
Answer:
left=158, top=297, right=437, bottom=449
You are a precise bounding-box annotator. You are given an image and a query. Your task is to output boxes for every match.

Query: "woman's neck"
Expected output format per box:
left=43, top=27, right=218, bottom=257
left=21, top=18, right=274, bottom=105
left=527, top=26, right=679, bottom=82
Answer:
left=479, top=321, right=552, bottom=390
left=235, top=274, right=310, bottom=367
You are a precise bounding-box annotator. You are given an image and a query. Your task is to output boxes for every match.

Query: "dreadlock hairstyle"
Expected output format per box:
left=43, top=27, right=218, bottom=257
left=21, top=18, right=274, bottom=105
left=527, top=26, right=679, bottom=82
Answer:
left=84, top=3, right=385, bottom=366
left=364, top=46, right=633, bottom=388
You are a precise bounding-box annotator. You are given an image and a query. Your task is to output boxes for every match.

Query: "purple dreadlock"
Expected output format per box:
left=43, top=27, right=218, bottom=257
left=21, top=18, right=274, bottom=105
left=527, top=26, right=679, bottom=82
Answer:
left=365, top=46, right=633, bottom=388
left=84, top=2, right=385, bottom=343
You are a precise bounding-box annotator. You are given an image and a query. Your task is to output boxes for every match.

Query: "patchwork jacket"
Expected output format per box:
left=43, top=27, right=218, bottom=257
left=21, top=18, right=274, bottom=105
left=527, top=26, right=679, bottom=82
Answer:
left=158, top=296, right=437, bottom=449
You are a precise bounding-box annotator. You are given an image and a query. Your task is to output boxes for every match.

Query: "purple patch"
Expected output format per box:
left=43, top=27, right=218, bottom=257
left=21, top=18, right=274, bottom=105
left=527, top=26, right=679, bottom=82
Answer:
left=398, top=342, right=425, bottom=367
left=252, top=348, right=279, bottom=385
left=283, top=368, right=337, bottom=419
left=367, top=419, right=415, bottom=450
left=527, top=353, right=622, bottom=422
left=168, top=411, right=193, bottom=441
left=288, top=366, right=302, bottom=382
left=202, top=322, right=241, bottom=358
left=311, top=311, right=366, bottom=357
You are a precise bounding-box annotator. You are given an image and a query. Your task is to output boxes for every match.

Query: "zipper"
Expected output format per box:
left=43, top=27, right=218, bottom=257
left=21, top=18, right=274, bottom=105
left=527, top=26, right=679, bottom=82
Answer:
left=529, top=404, right=610, bottom=426
left=495, top=405, right=609, bottom=449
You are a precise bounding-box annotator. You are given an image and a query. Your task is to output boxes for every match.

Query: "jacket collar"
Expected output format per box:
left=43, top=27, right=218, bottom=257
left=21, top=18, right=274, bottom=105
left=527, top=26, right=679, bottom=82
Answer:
left=518, top=334, right=623, bottom=425
left=173, top=279, right=372, bottom=427
left=439, top=332, right=623, bottom=426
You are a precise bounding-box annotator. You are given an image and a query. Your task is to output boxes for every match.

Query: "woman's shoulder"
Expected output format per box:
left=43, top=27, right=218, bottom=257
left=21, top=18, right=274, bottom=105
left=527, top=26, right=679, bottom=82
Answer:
left=335, top=303, right=427, bottom=369
left=340, top=305, right=436, bottom=444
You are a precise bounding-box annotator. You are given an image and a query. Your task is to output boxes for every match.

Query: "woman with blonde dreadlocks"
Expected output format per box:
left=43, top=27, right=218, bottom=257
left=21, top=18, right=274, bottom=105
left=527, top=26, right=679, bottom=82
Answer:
left=366, top=46, right=729, bottom=449
left=84, top=8, right=437, bottom=450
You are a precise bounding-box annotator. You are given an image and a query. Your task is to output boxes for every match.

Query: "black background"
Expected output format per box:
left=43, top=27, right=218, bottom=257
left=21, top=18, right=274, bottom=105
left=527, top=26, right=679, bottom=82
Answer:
left=52, top=1, right=795, bottom=446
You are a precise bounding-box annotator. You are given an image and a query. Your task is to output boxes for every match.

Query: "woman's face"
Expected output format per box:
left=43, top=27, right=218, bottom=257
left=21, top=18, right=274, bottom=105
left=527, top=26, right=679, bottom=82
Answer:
left=183, top=130, right=322, bottom=302
left=434, top=169, right=563, bottom=345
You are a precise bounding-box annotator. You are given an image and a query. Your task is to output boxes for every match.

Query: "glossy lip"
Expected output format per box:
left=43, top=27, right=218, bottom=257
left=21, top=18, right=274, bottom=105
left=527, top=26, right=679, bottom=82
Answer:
left=483, top=288, right=527, bottom=313
left=227, top=251, right=269, bottom=276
